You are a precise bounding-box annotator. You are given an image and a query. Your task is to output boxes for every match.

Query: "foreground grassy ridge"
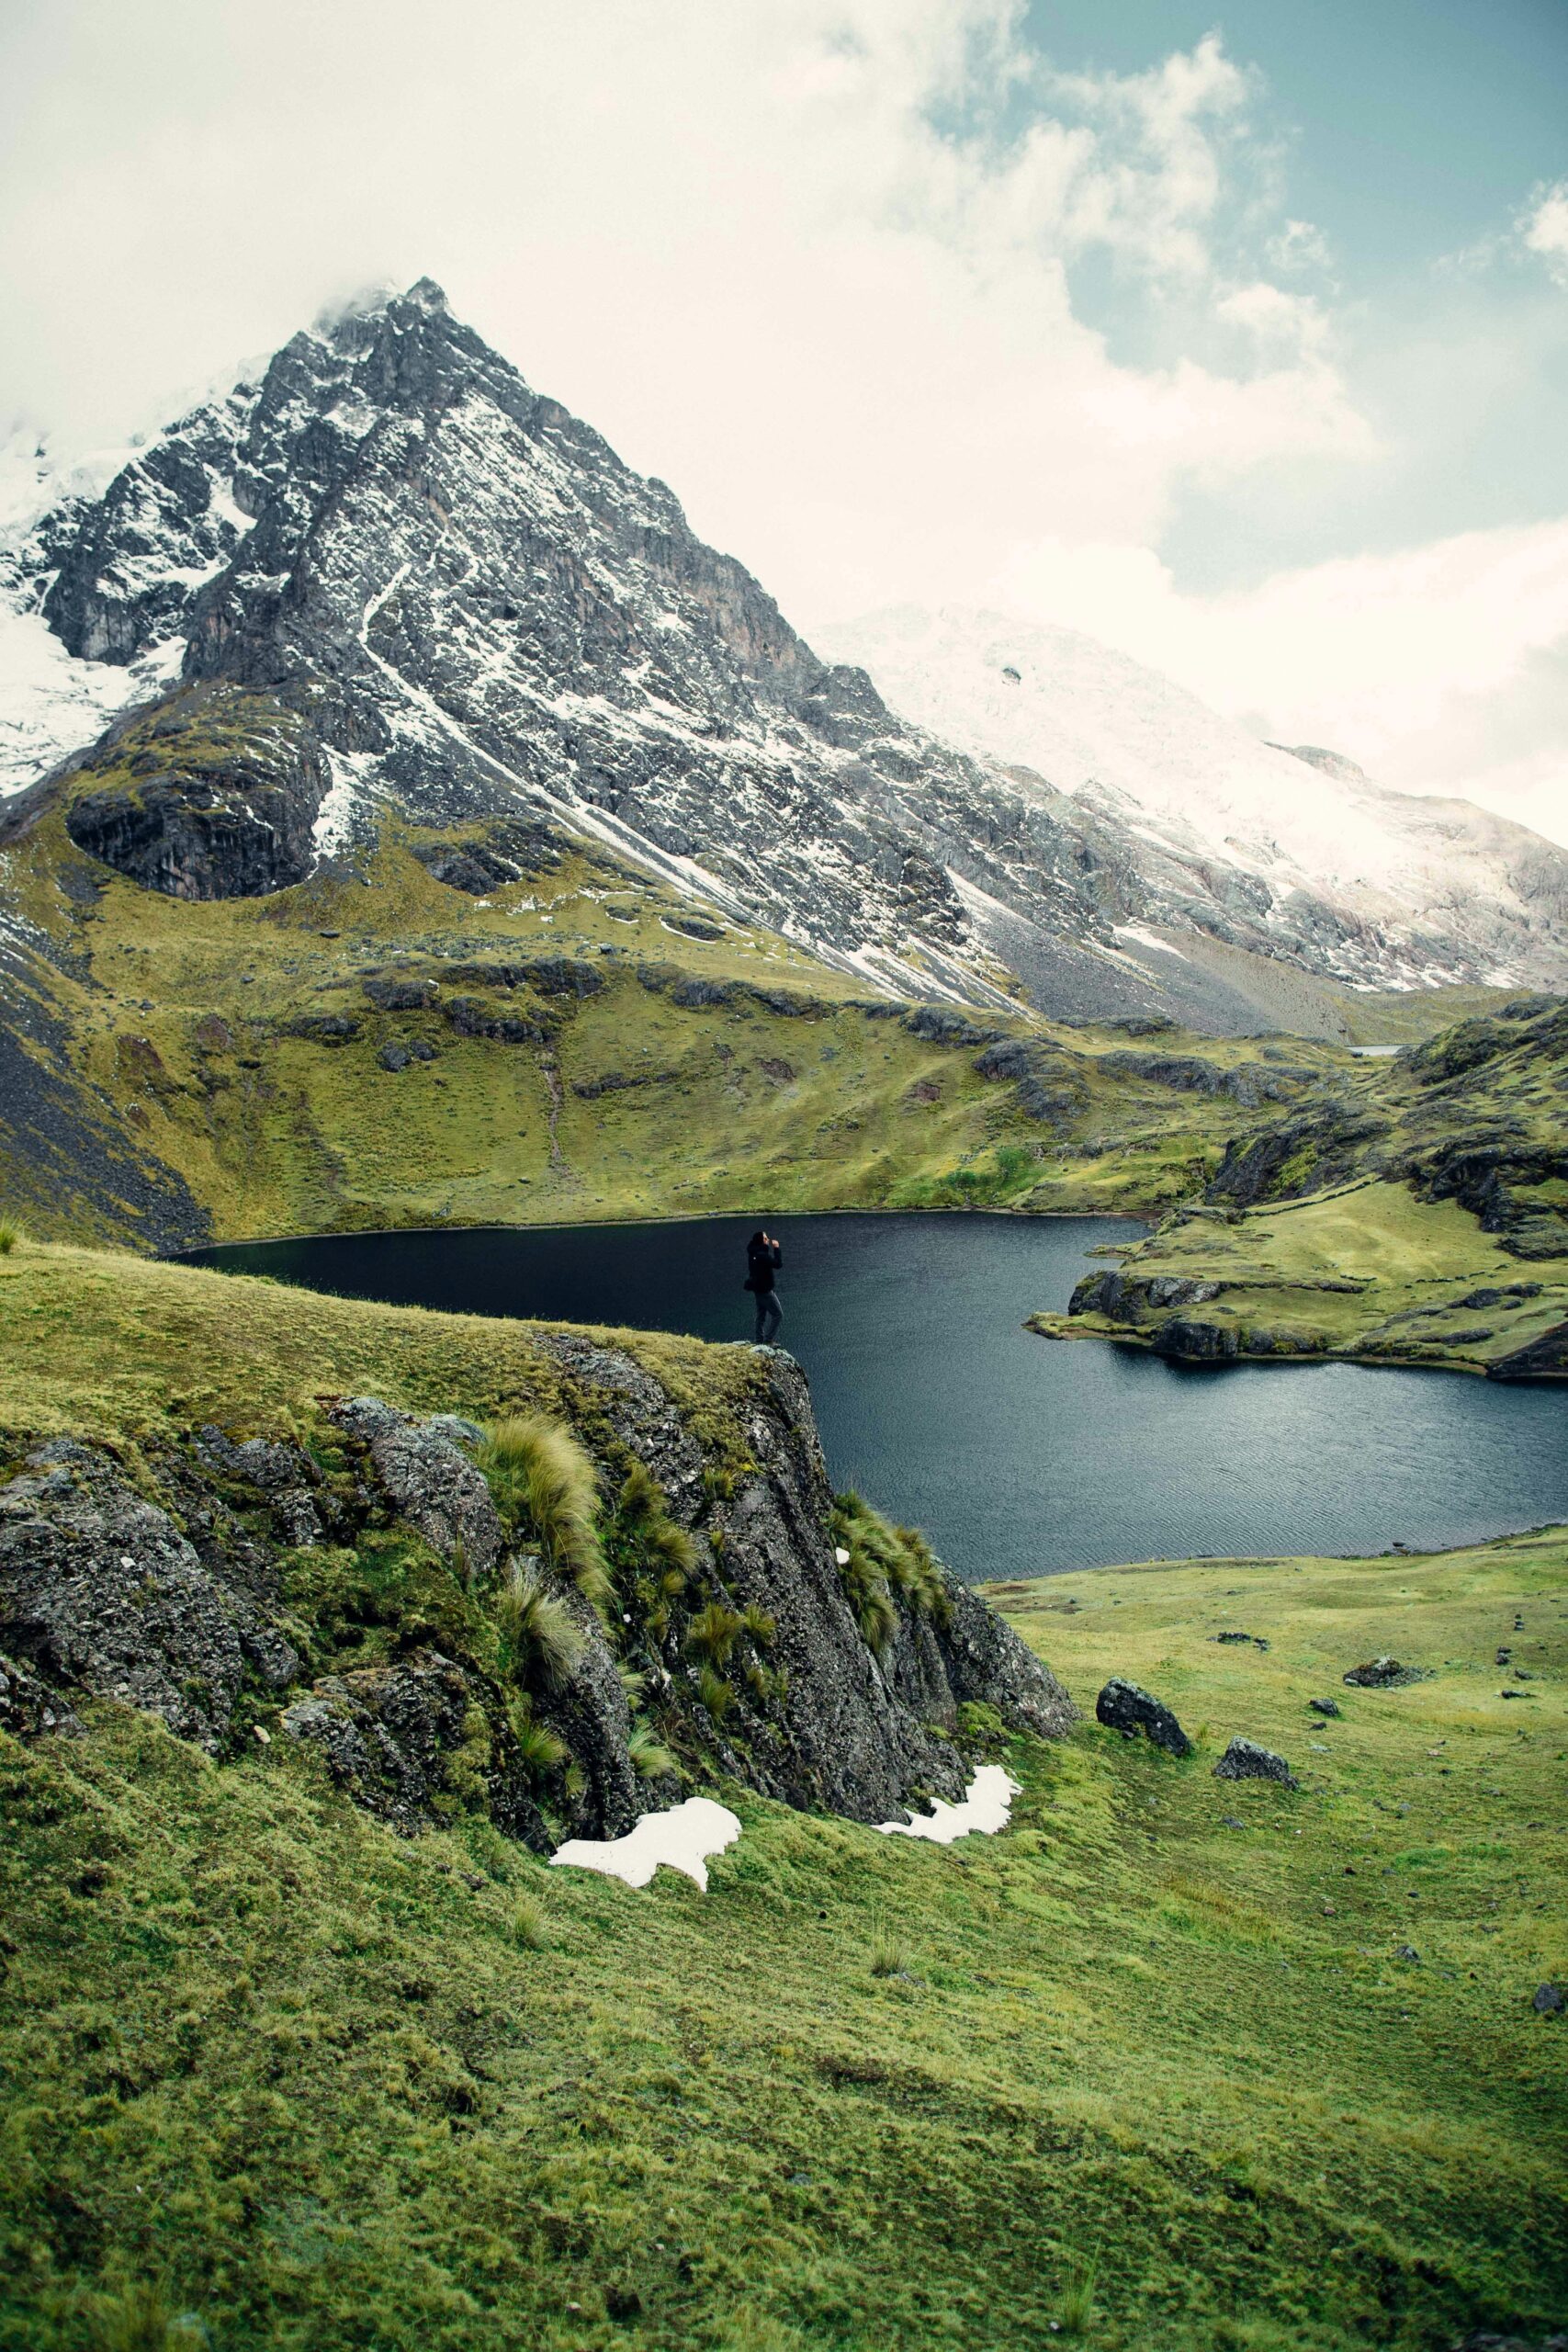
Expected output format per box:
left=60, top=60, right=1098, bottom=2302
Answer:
left=0, top=792, right=1483, bottom=1248
left=1, top=1529, right=1562, bottom=2352
left=0, top=1239, right=760, bottom=1460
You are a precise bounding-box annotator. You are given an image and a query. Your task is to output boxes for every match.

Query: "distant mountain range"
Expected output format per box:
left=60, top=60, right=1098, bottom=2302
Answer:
left=2, top=280, right=1563, bottom=1029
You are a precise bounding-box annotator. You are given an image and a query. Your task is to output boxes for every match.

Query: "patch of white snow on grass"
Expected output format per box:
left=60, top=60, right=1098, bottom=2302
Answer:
left=877, top=1765, right=1018, bottom=1846
left=549, top=1796, right=741, bottom=1890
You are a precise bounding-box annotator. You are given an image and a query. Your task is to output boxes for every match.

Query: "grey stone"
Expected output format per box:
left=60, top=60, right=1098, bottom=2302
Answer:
left=1532, top=1982, right=1564, bottom=2015
left=330, top=1397, right=504, bottom=1578
left=1213, top=1736, right=1297, bottom=1788
left=1095, top=1678, right=1192, bottom=1756
left=0, top=1440, right=298, bottom=1748
left=1344, top=1656, right=1424, bottom=1688
left=1308, top=1696, right=1341, bottom=1717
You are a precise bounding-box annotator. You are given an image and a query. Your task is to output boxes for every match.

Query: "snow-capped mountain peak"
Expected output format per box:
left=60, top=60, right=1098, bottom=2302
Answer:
left=2, top=288, right=1564, bottom=1019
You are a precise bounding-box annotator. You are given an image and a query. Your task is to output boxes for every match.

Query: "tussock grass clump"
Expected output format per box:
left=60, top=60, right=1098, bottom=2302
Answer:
left=697, top=1662, right=734, bottom=1722
left=687, top=1601, right=744, bottom=1668
left=0, top=1221, right=21, bottom=1257
left=512, top=1889, right=551, bottom=1950
left=831, top=1489, right=953, bottom=1654
left=1055, top=2246, right=1099, bottom=2335
left=493, top=1563, right=583, bottom=1690
left=628, top=1717, right=678, bottom=1780
left=614, top=1459, right=700, bottom=1583
left=479, top=1415, right=611, bottom=1610
left=868, top=1917, right=908, bottom=1979
left=511, top=1703, right=569, bottom=1779
left=89, top=2280, right=189, bottom=2350
left=833, top=1492, right=951, bottom=1631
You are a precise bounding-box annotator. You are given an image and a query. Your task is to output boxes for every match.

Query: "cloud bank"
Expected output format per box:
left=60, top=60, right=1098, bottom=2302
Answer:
left=0, top=0, right=1562, bottom=839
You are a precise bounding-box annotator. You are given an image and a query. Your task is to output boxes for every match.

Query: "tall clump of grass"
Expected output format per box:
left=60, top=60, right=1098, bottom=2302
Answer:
left=616, top=1459, right=700, bottom=1586
left=627, top=1716, right=678, bottom=1780
left=686, top=1600, right=744, bottom=1668
left=512, top=1888, right=551, bottom=1949
left=493, top=1562, right=583, bottom=1690
left=1055, top=2246, right=1099, bottom=2336
left=868, top=1915, right=908, bottom=1978
left=831, top=1493, right=950, bottom=1653
left=479, top=1415, right=611, bottom=1611
left=89, top=2281, right=190, bottom=2351
left=0, top=1221, right=20, bottom=1257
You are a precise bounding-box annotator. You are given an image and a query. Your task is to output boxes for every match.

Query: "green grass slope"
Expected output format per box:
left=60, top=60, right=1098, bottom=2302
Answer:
left=1034, top=999, right=1568, bottom=1376
left=0, top=796, right=1363, bottom=1247
left=3, top=1519, right=1562, bottom=2352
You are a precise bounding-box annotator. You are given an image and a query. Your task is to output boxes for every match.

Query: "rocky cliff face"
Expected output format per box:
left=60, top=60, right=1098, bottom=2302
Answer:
left=7, top=280, right=1558, bottom=1015
left=0, top=1338, right=1073, bottom=1846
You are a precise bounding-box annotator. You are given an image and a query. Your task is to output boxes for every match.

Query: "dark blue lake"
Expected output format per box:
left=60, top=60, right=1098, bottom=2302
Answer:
left=186, top=1213, right=1567, bottom=1582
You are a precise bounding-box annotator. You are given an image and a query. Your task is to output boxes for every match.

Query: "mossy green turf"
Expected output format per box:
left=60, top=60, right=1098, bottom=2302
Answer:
left=1034, top=1004, right=1568, bottom=1374
left=2, top=1527, right=1563, bottom=2352
left=1035, top=1177, right=1568, bottom=1374
left=0, top=795, right=1508, bottom=1252
left=0, top=1238, right=761, bottom=1466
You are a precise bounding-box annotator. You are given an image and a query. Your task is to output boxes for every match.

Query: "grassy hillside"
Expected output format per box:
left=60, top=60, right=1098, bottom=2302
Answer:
left=0, top=1235, right=754, bottom=1455
left=0, top=797, right=1364, bottom=1247
left=3, top=1511, right=1562, bottom=2351
left=1035, top=999, right=1568, bottom=1376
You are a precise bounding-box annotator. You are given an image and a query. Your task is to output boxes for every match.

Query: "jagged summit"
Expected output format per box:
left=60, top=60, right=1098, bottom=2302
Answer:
left=2, top=288, right=1564, bottom=1015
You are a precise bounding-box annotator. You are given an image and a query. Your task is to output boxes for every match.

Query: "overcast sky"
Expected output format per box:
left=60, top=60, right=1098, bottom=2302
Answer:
left=1, top=0, right=1565, bottom=840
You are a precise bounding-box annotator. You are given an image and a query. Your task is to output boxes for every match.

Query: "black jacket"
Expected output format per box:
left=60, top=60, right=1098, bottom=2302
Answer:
left=745, top=1238, right=781, bottom=1294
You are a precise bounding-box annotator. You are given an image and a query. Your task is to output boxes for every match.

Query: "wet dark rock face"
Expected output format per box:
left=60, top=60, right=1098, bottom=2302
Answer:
left=0, top=1348, right=1072, bottom=1849
left=60, top=686, right=328, bottom=900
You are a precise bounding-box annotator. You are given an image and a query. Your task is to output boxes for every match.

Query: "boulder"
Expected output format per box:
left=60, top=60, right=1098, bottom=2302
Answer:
left=1095, top=1678, right=1192, bottom=1756
left=1532, top=1982, right=1564, bottom=2016
left=1344, top=1656, right=1424, bottom=1689
left=1308, top=1696, right=1341, bottom=1717
left=1213, top=1736, right=1297, bottom=1788
left=1151, top=1317, right=1241, bottom=1363
left=0, top=1439, right=298, bottom=1749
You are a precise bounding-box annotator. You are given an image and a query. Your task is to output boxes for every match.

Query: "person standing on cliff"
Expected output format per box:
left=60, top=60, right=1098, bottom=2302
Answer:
left=744, top=1228, right=783, bottom=1345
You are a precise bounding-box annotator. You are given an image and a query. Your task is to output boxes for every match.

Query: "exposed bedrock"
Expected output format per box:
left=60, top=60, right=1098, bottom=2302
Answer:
left=60, top=686, right=329, bottom=900
left=0, top=1344, right=1073, bottom=1847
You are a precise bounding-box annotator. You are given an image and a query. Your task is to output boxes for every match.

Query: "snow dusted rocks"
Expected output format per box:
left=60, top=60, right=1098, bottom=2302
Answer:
left=11, top=281, right=1555, bottom=1007
left=551, top=1797, right=741, bottom=1890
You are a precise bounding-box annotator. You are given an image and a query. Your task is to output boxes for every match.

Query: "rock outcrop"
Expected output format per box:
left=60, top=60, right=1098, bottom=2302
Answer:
left=1213, top=1736, right=1297, bottom=1787
left=0, top=1345, right=1073, bottom=1849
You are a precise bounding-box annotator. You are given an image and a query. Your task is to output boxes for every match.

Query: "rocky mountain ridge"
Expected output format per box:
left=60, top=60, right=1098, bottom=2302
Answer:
left=6, top=279, right=1562, bottom=1026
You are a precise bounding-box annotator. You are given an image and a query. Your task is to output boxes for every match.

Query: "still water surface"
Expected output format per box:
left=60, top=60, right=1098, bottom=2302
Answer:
left=188, top=1213, right=1567, bottom=1582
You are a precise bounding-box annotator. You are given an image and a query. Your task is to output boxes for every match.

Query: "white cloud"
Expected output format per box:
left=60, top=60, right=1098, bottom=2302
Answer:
left=993, top=516, right=1568, bottom=844
left=0, top=3, right=1558, bottom=842
left=0, top=1, right=1372, bottom=630
left=1519, top=180, right=1568, bottom=287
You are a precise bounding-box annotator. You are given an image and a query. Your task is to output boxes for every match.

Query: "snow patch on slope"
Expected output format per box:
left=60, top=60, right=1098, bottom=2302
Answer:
left=815, top=605, right=1562, bottom=954
left=0, top=599, right=180, bottom=800
left=877, top=1765, right=1019, bottom=1844
left=550, top=1797, right=741, bottom=1889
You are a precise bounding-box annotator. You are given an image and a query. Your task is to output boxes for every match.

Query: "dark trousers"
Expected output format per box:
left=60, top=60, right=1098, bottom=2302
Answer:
left=753, top=1289, right=782, bottom=1344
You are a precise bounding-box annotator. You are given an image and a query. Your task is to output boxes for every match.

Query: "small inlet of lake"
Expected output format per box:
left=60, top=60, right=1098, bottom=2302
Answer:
left=185, top=1213, right=1567, bottom=1583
